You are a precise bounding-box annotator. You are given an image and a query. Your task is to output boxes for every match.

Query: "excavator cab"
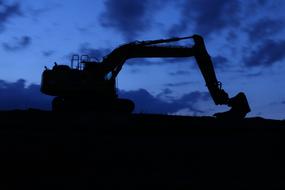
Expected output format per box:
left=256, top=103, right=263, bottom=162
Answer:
left=41, top=55, right=134, bottom=113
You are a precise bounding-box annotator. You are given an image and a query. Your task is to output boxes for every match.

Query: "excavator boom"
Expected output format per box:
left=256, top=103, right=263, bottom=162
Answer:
left=101, top=35, right=228, bottom=103
left=99, top=34, right=250, bottom=118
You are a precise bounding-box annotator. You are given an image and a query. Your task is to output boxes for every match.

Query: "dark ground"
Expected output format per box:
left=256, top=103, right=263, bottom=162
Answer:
left=0, top=110, right=285, bottom=189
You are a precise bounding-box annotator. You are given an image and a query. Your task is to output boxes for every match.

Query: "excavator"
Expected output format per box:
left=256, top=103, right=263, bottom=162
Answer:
left=40, top=34, right=250, bottom=118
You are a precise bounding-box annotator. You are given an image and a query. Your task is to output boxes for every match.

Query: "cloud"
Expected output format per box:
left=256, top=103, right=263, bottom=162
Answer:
left=0, top=78, right=210, bottom=115
left=165, top=81, right=192, bottom=87
left=169, top=0, right=279, bottom=38
left=100, top=0, right=170, bottom=40
left=42, top=50, right=55, bottom=57
left=158, top=88, right=173, bottom=95
left=79, top=43, right=111, bottom=61
left=100, top=0, right=150, bottom=39
left=169, top=0, right=242, bottom=37
left=246, top=18, right=284, bottom=42
left=244, top=71, right=263, bottom=78
left=26, top=2, right=61, bottom=18
left=2, top=36, right=31, bottom=51
left=66, top=43, right=111, bottom=62
left=156, top=88, right=175, bottom=101
left=0, top=79, right=51, bottom=110
left=244, top=39, right=285, bottom=67
left=212, top=55, right=229, bottom=69
left=119, top=88, right=210, bottom=114
left=0, top=1, right=22, bottom=31
left=169, top=70, right=190, bottom=76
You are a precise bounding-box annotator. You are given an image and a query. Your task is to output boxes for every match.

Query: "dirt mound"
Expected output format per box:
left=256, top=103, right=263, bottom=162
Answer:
left=0, top=110, right=284, bottom=189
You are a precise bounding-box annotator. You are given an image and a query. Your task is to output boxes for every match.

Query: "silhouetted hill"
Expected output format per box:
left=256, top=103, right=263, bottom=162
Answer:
left=0, top=110, right=285, bottom=189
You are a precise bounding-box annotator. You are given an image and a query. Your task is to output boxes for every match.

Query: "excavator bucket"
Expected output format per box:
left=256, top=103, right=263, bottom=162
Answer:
left=214, top=92, right=251, bottom=119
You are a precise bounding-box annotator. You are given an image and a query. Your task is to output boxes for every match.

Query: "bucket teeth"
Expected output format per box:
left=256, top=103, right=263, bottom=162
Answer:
left=214, top=92, right=250, bottom=119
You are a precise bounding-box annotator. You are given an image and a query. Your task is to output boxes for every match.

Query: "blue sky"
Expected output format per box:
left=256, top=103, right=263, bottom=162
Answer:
left=0, top=0, right=284, bottom=119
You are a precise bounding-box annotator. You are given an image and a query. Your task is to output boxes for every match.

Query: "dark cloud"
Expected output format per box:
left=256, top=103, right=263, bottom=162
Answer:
left=193, top=0, right=241, bottom=35
left=256, top=0, right=267, bottom=5
left=77, top=26, right=90, bottom=33
left=179, top=90, right=209, bottom=102
left=100, top=0, right=171, bottom=40
left=169, top=0, right=278, bottom=38
left=244, top=71, right=263, bottom=78
left=66, top=44, right=110, bottom=62
left=2, top=36, right=31, bottom=51
left=0, top=79, right=51, bottom=110
left=169, top=0, right=242, bottom=37
left=159, top=56, right=228, bottom=74
left=169, top=70, right=190, bottom=76
left=119, top=88, right=210, bottom=114
left=243, top=1, right=276, bottom=16
left=0, top=1, right=22, bottom=31
left=79, top=43, right=111, bottom=59
left=212, top=55, right=229, bottom=69
left=42, top=50, right=55, bottom=57
left=0, top=78, right=210, bottom=115
left=165, top=82, right=192, bottom=87
left=100, top=0, right=151, bottom=39
left=159, top=88, right=172, bottom=95
left=27, top=2, right=61, bottom=18
left=156, top=88, right=175, bottom=100
left=246, top=18, right=284, bottom=42
left=244, top=39, right=285, bottom=67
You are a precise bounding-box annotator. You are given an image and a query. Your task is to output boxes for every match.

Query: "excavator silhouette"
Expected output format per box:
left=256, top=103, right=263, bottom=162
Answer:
left=40, top=34, right=250, bottom=118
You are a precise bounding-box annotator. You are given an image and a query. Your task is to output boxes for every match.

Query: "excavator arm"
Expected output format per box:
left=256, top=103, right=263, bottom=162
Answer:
left=100, top=34, right=250, bottom=118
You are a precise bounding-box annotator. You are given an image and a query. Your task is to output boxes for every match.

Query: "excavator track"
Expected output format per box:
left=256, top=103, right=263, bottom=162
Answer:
left=52, top=96, right=134, bottom=113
